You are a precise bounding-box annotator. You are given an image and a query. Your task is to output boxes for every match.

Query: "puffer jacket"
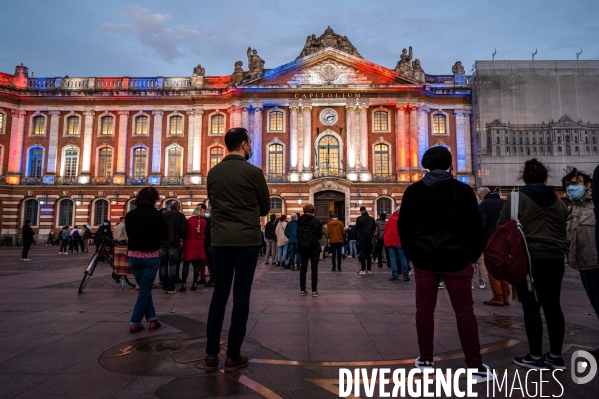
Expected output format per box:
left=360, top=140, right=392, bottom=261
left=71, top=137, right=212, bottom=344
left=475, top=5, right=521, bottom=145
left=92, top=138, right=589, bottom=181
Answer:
left=566, top=189, right=598, bottom=270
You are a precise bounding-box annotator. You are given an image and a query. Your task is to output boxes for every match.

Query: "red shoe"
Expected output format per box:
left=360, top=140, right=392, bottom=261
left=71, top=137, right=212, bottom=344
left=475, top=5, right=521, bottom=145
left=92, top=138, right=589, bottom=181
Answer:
left=130, top=325, right=144, bottom=333
left=149, top=321, right=161, bottom=331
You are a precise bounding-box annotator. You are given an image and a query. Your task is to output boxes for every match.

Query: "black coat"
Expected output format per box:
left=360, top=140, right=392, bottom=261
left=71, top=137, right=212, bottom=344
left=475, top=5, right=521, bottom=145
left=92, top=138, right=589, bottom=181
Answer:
left=126, top=205, right=169, bottom=252
left=204, top=216, right=212, bottom=252
left=264, top=221, right=276, bottom=240
left=297, top=214, right=323, bottom=256
left=355, top=212, right=375, bottom=241
left=479, top=192, right=504, bottom=248
left=398, top=170, right=483, bottom=272
left=22, top=225, right=35, bottom=245
left=161, top=210, right=187, bottom=246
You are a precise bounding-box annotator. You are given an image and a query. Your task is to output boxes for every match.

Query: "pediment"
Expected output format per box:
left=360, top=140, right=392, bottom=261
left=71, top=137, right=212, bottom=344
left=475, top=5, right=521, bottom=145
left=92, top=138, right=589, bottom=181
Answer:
left=237, top=48, right=421, bottom=87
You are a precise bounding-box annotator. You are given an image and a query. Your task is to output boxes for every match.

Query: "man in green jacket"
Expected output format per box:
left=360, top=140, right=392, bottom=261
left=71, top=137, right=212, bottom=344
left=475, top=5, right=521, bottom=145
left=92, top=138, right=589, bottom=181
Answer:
left=204, top=127, right=270, bottom=374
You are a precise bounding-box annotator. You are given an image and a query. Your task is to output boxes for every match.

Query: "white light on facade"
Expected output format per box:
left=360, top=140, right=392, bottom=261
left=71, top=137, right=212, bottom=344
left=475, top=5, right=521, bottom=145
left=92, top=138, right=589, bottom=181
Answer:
left=190, top=175, right=201, bottom=185
left=347, top=172, right=358, bottom=181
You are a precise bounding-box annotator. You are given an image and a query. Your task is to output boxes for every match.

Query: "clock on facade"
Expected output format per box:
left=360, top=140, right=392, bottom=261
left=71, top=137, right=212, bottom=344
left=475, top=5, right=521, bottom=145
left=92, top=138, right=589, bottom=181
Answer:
left=319, top=108, right=338, bottom=126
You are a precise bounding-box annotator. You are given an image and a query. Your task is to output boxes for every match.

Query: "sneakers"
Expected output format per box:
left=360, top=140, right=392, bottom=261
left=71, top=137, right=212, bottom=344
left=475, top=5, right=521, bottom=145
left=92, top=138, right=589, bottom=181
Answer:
left=404, top=276, right=410, bottom=281
left=367, top=271, right=373, bottom=274
left=204, top=355, right=219, bottom=372
left=471, top=284, right=474, bottom=290
left=357, top=270, right=366, bottom=274
left=224, top=355, right=249, bottom=373
left=479, top=282, right=486, bottom=289
left=543, top=353, right=566, bottom=370
left=312, top=291, right=319, bottom=297
left=167, top=290, right=177, bottom=294
left=300, top=290, right=308, bottom=296
left=472, top=364, right=494, bottom=382
left=414, top=356, right=434, bottom=372
left=438, top=282, right=445, bottom=289
left=513, top=354, right=548, bottom=370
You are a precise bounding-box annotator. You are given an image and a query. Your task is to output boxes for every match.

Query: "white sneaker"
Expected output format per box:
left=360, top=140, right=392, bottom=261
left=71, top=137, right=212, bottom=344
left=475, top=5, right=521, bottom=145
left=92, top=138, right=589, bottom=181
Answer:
left=472, top=284, right=474, bottom=290
left=472, top=364, right=494, bottom=383
left=367, top=271, right=373, bottom=274
left=357, top=270, right=366, bottom=274
left=414, top=356, right=435, bottom=373
left=23, top=259, right=31, bottom=261
left=479, top=282, right=486, bottom=289
left=438, top=282, right=445, bottom=289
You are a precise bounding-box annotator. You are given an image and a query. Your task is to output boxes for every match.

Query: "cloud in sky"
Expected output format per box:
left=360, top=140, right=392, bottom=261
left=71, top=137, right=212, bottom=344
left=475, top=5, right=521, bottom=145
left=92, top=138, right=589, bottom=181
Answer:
left=101, top=5, right=201, bottom=61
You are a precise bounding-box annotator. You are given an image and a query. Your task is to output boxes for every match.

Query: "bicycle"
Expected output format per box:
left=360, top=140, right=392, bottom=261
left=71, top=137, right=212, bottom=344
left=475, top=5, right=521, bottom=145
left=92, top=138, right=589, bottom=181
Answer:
left=78, top=237, right=136, bottom=293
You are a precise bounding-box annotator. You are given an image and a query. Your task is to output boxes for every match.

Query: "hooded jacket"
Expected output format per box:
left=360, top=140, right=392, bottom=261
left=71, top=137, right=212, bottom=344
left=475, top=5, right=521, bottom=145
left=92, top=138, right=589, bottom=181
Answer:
left=398, top=170, right=483, bottom=272
left=566, top=189, right=598, bottom=270
left=497, top=185, right=569, bottom=259
left=384, top=211, right=401, bottom=247
left=356, top=211, right=375, bottom=241
left=479, top=192, right=504, bottom=248
left=327, top=219, right=345, bottom=243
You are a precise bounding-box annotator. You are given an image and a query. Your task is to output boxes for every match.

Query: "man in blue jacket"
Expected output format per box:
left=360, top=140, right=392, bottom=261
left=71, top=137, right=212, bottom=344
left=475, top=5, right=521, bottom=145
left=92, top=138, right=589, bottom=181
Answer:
left=285, top=213, right=299, bottom=270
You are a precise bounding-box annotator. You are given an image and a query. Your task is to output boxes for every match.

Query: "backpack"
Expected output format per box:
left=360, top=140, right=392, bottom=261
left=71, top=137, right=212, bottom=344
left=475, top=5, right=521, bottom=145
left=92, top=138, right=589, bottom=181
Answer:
left=377, top=221, right=387, bottom=240
left=484, top=192, right=534, bottom=289
left=60, top=230, right=69, bottom=240
left=72, top=230, right=80, bottom=240
left=297, top=222, right=314, bottom=250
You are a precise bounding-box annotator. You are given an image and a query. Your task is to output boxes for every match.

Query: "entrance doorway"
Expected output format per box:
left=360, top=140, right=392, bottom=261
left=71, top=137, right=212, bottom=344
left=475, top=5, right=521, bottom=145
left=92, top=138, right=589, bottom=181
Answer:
left=314, top=190, right=345, bottom=225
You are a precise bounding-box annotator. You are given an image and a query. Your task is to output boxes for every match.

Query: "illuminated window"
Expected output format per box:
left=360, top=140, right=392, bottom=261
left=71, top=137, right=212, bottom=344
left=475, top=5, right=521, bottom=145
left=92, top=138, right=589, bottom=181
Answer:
left=132, top=147, right=147, bottom=178
left=32, top=115, right=45, bottom=135
left=169, top=115, right=183, bottom=135
left=63, top=147, right=78, bottom=177
left=100, top=116, right=114, bottom=135
left=58, top=199, right=74, bottom=227
left=268, top=144, right=283, bottom=174
left=269, top=111, right=284, bottom=131
left=269, top=197, right=283, bottom=219
left=98, top=148, right=112, bottom=177
left=432, top=114, right=446, bottom=135
left=128, top=200, right=137, bottom=212
left=93, top=199, right=109, bottom=226
left=376, top=197, right=392, bottom=217
left=0, top=113, right=4, bottom=133
left=28, top=147, right=43, bottom=177
left=211, top=114, right=225, bottom=134
left=373, top=111, right=388, bottom=131
left=318, top=135, right=340, bottom=175
left=374, top=144, right=390, bottom=175
left=24, top=199, right=39, bottom=227
left=66, top=115, right=79, bottom=135
left=134, top=115, right=149, bottom=135
left=167, top=147, right=182, bottom=176
left=210, top=147, right=224, bottom=169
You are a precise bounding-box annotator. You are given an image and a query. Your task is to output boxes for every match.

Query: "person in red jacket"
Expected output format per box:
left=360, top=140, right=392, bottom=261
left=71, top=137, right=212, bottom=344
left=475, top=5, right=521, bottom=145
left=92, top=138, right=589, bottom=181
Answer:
left=385, top=207, right=410, bottom=281
left=180, top=206, right=207, bottom=292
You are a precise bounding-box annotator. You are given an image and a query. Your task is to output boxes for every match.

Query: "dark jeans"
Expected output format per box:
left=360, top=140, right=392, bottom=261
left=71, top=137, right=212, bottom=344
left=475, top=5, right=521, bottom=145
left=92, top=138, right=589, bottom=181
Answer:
left=129, top=256, right=160, bottom=326
left=300, top=252, right=319, bottom=291
left=206, top=246, right=260, bottom=359
left=414, top=264, right=482, bottom=368
left=359, top=239, right=373, bottom=271
left=516, top=258, right=565, bottom=356
left=60, top=239, right=69, bottom=253
left=160, top=244, right=179, bottom=291
left=330, top=242, right=343, bottom=270
left=22, top=242, right=31, bottom=259
left=288, top=242, right=300, bottom=268
left=69, top=240, right=79, bottom=253
left=580, top=268, right=599, bottom=320
left=376, top=240, right=389, bottom=268
left=182, top=260, right=201, bottom=284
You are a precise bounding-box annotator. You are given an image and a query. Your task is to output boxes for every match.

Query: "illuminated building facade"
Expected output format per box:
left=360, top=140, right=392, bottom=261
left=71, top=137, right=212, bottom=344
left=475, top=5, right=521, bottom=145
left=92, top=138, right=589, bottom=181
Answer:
left=0, top=28, right=474, bottom=240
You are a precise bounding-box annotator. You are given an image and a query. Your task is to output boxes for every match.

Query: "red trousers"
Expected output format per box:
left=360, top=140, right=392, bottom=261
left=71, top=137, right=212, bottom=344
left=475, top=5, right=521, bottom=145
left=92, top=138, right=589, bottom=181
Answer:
left=414, top=264, right=483, bottom=368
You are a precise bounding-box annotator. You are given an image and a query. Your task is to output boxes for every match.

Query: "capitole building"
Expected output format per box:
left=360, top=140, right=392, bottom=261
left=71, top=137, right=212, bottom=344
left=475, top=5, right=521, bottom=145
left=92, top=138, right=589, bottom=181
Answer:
left=0, top=27, right=475, bottom=241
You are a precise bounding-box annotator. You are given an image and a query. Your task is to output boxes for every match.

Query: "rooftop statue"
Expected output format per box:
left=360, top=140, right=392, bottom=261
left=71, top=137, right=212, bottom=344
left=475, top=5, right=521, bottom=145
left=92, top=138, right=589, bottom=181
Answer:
left=395, top=46, right=413, bottom=74
left=247, top=47, right=265, bottom=77
left=412, top=59, right=424, bottom=72
left=297, top=27, right=362, bottom=59
left=452, top=61, right=465, bottom=74
left=192, top=64, right=205, bottom=76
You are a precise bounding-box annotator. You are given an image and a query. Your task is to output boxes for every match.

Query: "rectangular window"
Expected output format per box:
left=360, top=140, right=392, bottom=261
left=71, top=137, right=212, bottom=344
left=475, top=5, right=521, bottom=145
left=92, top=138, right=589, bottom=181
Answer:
left=268, top=144, right=283, bottom=174
left=269, top=111, right=284, bottom=131
left=98, top=148, right=112, bottom=177
left=66, top=116, right=79, bottom=135
left=135, top=116, right=149, bottom=135
left=0, top=113, right=4, bottom=133
left=373, top=111, right=388, bottom=131
left=64, top=148, right=78, bottom=177
left=210, top=147, right=224, bottom=169
left=374, top=144, right=389, bottom=175
left=32, top=116, right=45, bottom=135
left=432, top=114, right=446, bottom=135
left=211, top=115, right=225, bottom=134
left=133, top=148, right=147, bottom=178
left=170, top=115, right=183, bottom=135
left=168, top=147, right=182, bottom=176
left=100, top=116, right=114, bottom=135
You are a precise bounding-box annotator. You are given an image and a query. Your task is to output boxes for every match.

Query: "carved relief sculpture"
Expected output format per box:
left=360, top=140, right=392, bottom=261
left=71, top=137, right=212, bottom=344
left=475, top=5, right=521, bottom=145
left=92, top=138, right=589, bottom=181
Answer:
left=247, top=48, right=265, bottom=77
left=452, top=61, right=465, bottom=74
left=395, top=47, right=413, bottom=74
left=297, top=27, right=362, bottom=59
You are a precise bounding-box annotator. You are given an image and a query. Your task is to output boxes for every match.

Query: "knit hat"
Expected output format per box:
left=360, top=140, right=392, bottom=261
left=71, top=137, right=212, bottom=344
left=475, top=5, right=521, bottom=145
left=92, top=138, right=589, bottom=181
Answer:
left=421, top=146, right=452, bottom=171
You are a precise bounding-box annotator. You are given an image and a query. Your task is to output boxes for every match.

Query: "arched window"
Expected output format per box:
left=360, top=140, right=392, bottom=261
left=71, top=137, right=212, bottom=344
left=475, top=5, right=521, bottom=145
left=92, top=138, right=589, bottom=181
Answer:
left=373, top=111, right=388, bottom=131
left=169, top=115, right=183, bottom=135
left=519, top=147, right=523, bottom=155
left=32, top=115, right=45, bottom=135
left=539, top=146, right=544, bottom=154
left=211, top=114, right=225, bottom=134
left=268, top=144, right=283, bottom=176
left=575, top=146, right=579, bottom=153
left=63, top=147, right=78, bottom=177
left=98, top=148, right=113, bottom=177
left=374, top=143, right=390, bottom=175
left=58, top=199, right=74, bottom=227
left=526, top=147, right=530, bottom=156
left=547, top=146, right=551, bottom=154
left=496, top=146, right=501, bottom=155
left=558, top=146, right=562, bottom=153
left=93, top=199, right=109, bottom=226
left=100, top=116, right=114, bottom=135
left=24, top=199, right=39, bottom=227
left=66, top=115, right=79, bottom=135
left=586, top=146, right=590, bottom=153
left=132, top=147, right=147, bottom=178
left=269, top=111, right=284, bottom=132
left=506, top=146, right=510, bottom=154
left=566, top=145, right=571, bottom=156
left=209, top=147, right=224, bottom=169
left=134, top=115, right=149, bottom=135
left=376, top=197, right=392, bottom=218
left=496, top=137, right=500, bottom=144
left=532, top=147, right=537, bottom=155
left=512, top=146, right=516, bottom=154
left=28, top=147, right=43, bottom=177
left=269, top=197, right=283, bottom=219
left=167, top=146, right=182, bottom=176
left=317, top=135, right=340, bottom=175
left=432, top=113, right=446, bottom=135
left=0, top=113, right=4, bottom=133
left=594, top=146, right=598, bottom=154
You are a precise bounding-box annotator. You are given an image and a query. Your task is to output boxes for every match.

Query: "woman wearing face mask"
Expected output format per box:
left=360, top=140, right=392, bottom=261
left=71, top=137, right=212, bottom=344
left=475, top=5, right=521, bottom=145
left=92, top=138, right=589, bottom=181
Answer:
left=562, top=168, right=599, bottom=358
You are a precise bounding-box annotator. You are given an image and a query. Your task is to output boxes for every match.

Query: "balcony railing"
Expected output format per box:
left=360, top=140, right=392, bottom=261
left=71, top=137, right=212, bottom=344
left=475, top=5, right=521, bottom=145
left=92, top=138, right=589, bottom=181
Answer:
left=22, top=176, right=42, bottom=185
left=265, top=173, right=288, bottom=183
left=91, top=176, right=112, bottom=185
left=372, top=174, right=397, bottom=183
left=55, top=176, right=78, bottom=185
left=125, top=176, right=148, bottom=185
left=314, top=168, right=346, bottom=178
left=161, top=176, right=184, bottom=185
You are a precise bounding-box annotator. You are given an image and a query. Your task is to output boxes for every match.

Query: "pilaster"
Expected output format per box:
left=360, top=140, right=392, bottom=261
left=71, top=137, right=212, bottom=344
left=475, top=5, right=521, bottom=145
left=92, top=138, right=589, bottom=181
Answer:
left=45, top=110, right=61, bottom=180
left=417, top=104, right=430, bottom=168
left=151, top=110, right=163, bottom=175
left=7, top=109, right=26, bottom=183
left=396, top=103, right=409, bottom=181
left=345, top=104, right=356, bottom=173
left=289, top=104, right=299, bottom=181
left=79, top=110, right=94, bottom=184
left=301, top=105, right=312, bottom=181
left=114, top=109, right=129, bottom=184
left=358, top=103, right=370, bottom=181
left=252, top=106, right=263, bottom=169
left=454, top=109, right=467, bottom=172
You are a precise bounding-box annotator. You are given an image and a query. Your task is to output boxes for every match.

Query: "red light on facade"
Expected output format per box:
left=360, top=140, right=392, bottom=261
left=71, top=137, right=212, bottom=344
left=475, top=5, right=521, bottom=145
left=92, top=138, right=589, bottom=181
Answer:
left=6, top=175, right=20, bottom=185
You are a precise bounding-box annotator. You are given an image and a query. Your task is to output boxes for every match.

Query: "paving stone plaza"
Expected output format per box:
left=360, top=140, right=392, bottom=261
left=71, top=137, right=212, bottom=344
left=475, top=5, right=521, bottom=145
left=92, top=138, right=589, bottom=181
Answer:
left=0, top=245, right=598, bottom=398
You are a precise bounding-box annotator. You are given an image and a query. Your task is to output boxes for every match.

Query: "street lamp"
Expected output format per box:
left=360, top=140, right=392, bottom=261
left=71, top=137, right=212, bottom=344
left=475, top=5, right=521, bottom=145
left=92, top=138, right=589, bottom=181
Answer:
left=111, top=192, right=118, bottom=206
left=187, top=190, right=193, bottom=206
left=297, top=190, right=302, bottom=205
left=357, top=189, right=363, bottom=206
left=75, top=191, right=83, bottom=206
left=39, top=192, right=48, bottom=206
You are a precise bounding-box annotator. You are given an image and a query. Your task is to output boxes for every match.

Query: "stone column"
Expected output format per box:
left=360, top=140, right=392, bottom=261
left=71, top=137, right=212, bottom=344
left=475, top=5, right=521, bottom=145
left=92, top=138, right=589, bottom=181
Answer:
left=345, top=104, right=356, bottom=171
left=241, top=107, right=249, bottom=131
left=409, top=106, right=418, bottom=171
left=115, top=109, right=129, bottom=182
left=464, top=110, right=473, bottom=173
left=229, top=104, right=241, bottom=128
left=395, top=104, right=408, bottom=180
left=45, top=110, right=61, bottom=178
left=353, top=104, right=361, bottom=173
left=455, top=109, right=467, bottom=172
left=359, top=105, right=368, bottom=171
left=417, top=104, right=430, bottom=168
left=151, top=110, right=163, bottom=175
left=297, top=105, right=304, bottom=173
left=7, top=109, right=26, bottom=181
left=252, top=106, right=263, bottom=169
left=192, top=109, right=203, bottom=173
left=289, top=105, right=299, bottom=171
left=80, top=110, right=94, bottom=183
left=301, top=105, right=312, bottom=180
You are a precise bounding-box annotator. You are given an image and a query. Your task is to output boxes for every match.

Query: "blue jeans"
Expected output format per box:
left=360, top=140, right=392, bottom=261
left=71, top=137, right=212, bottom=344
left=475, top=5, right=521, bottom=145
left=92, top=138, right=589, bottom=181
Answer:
left=288, top=242, right=300, bottom=268
left=160, top=244, right=179, bottom=291
left=388, top=246, right=409, bottom=278
left=206, top=246, right=260, bottom=359
left=129, top=256, right=160, bottom=326
left=277, top=243, right=288, bottom=263
left=349, top=240, right=357, bottom=257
